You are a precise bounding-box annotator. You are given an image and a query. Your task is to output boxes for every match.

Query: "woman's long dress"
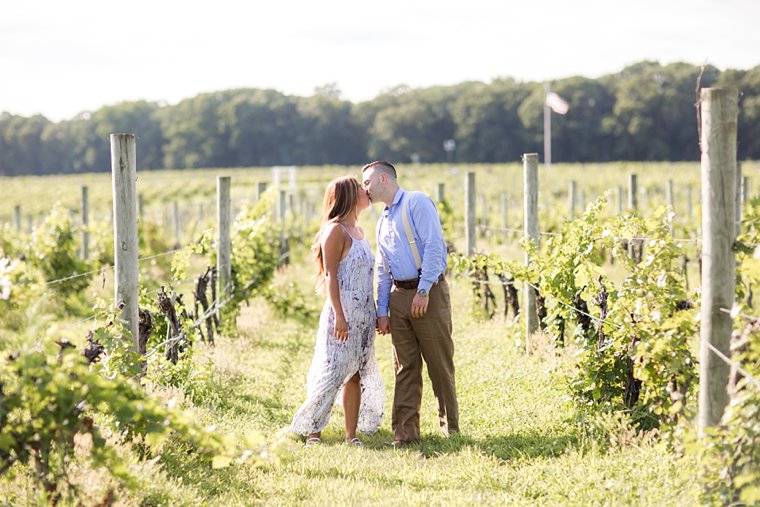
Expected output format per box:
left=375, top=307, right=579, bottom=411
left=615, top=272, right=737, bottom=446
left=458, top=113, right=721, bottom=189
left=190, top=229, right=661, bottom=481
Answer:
left=291, top=228, right=385, bottom=435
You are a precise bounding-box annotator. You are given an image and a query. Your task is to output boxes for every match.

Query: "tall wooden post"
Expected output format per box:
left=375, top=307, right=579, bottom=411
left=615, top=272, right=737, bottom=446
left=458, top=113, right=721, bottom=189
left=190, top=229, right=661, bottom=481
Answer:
left=628, top=174, right=638, bottom=212
left=523, top=153, right=539, bottom=343
left=436, top=183, right=445, bottom=203
left=110, top=133, right=140, bottom=350
left=278, top=190, right=287, bottom=223
left=256, top=181, right=268, bottom=200
left=138, top=193, right=144, bottom=219
left=617, top=186, right=624, bottom=215
left=217, top=176, right=232, bottom=321
left=81, top=186, right=89, bottom=260
left=699, top=88, right=738, bottom=435
left=465, top=172, right=476, bottom=255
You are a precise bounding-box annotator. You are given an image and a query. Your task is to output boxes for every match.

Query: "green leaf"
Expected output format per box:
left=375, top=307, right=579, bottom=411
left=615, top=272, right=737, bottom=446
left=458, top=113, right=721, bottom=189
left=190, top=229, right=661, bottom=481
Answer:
left=0, top=433, right=15, bottom=451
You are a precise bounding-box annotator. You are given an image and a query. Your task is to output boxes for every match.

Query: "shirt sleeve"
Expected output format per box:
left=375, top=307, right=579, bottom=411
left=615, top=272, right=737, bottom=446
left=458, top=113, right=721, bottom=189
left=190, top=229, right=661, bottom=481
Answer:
left=375, top=218, right=392, bottom=317
left=410, top=193, right=445, bottom=294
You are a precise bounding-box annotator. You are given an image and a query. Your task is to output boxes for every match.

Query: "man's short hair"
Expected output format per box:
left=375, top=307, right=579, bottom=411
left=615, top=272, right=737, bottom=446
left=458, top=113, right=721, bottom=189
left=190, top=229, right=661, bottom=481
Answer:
left=362, top=160, right=397, bottom=179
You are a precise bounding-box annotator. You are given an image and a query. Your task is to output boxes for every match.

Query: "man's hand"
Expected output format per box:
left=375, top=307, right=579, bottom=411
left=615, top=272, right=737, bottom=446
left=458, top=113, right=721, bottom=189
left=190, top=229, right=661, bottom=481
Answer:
left=411, top=294, right=429, bottom=318
left=376, top=316, right=390, bottom=335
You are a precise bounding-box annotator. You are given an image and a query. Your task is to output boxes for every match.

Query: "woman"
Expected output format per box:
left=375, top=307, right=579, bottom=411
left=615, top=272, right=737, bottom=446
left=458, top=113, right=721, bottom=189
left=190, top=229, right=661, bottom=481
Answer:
left=291, top=176, right=384, bottom=445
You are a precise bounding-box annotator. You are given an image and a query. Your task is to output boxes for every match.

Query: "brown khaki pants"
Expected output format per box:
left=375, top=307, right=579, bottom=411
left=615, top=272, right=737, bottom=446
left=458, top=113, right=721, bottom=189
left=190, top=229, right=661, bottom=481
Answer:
left=389, top=277, right=459, bottom=442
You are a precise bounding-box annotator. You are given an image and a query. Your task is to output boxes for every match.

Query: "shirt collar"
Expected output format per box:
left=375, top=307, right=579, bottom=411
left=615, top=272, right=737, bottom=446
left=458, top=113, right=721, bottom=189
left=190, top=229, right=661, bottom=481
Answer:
left=384, top=188, right=406, bottom=214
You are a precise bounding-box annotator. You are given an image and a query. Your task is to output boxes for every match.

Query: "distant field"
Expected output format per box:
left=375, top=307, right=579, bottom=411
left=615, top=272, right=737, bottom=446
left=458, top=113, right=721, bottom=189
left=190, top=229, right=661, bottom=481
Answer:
left=2, top=161, right=738, bottom=218
left=2, top=161, right=755, bottom=261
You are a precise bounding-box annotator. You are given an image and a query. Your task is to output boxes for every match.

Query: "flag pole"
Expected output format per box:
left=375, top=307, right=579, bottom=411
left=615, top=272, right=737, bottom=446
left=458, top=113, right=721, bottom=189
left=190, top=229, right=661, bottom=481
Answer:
left=544, top=82, right=551, bottom=167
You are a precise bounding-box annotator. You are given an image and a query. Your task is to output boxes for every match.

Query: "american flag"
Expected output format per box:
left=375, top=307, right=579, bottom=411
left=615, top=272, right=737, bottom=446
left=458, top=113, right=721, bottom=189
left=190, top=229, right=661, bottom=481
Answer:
left=545, top=91, right=569, bottom=115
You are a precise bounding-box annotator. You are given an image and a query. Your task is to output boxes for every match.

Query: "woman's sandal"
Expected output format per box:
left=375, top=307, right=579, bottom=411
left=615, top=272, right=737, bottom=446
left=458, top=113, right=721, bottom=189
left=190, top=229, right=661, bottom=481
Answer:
left=305, top=437, right=321, bottom=445
left=346, top=437, right=363, bottom=446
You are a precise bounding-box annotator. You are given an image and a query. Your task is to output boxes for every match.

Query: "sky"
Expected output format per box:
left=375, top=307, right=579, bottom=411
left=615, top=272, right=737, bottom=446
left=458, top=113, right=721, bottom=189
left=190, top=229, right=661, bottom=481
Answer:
left=2, top=0, right=759, bottom=122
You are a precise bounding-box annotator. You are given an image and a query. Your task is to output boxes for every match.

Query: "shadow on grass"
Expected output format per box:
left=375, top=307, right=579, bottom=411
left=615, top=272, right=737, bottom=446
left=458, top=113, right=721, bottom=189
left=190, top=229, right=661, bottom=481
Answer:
left=374, top=429, right=581, bottom=462
left=158, top=441, right=261, bottom=501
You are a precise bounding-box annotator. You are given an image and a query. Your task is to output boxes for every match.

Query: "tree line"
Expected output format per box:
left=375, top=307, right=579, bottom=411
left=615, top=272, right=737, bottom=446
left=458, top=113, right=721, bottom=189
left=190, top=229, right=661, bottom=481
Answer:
left=1, top=60, right=759, bottom=176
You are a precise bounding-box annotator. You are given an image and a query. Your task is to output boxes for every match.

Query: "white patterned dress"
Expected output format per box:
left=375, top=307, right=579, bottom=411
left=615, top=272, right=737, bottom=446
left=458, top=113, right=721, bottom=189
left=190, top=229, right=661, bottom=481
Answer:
left=291, top=226, right=385, bottom=435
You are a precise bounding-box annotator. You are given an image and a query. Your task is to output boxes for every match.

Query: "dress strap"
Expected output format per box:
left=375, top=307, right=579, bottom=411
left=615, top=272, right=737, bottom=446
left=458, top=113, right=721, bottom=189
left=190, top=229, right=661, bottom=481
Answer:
left=337, top=222, right=362, bottom=241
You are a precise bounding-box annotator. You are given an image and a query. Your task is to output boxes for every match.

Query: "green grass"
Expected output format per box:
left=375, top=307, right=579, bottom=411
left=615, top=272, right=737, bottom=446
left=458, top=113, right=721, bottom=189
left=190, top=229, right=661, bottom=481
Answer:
left=40, top=255, right=694, bottom=506
left=0, top=258, right=700, bottom=506
left=0, top=162, right=721, bottom=505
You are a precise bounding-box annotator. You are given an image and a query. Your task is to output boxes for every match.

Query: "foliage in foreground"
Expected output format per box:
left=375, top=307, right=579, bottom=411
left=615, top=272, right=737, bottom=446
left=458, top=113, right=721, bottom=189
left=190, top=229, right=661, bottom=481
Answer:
left=451, top=197, right=697, bottom=430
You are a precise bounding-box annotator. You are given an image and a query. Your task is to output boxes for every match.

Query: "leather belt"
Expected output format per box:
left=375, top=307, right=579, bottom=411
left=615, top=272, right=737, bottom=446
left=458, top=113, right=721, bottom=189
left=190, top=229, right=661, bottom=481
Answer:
left=393, top=274, right=444, bottom=290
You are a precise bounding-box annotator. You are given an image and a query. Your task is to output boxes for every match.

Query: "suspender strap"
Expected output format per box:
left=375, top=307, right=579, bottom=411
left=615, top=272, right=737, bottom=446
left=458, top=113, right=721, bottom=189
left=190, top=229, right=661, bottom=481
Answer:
left=401, top=193, right=422, bottom=270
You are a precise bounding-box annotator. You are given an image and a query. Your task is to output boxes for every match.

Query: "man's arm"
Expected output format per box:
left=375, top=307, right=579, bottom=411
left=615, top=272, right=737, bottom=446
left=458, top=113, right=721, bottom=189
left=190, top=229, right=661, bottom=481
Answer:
left=410, top=194, right=445, bottom=294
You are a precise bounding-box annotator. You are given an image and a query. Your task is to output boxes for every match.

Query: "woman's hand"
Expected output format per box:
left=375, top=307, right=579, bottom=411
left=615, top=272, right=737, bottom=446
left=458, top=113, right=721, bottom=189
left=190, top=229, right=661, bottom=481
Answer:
left=334, top=314, right=349, bottom=341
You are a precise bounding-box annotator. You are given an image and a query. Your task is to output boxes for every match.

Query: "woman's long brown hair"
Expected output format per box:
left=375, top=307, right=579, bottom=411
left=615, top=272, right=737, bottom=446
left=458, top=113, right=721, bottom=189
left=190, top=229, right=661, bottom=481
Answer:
left=313, top=176, right=361, bottom=292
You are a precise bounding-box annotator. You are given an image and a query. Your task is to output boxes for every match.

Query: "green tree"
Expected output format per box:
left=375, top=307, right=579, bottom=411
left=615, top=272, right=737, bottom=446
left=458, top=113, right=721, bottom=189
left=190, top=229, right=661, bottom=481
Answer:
left=295, top=94, right=366, bottom=164
left=160, top=92, right=230, bottom=168
left=89, top=101, right=164, bottom=169
left=369, top=85, right=459, bottom=162
left=450, top=79, right=532, bottom=162
left=606, top=61, right=719, bottom=160
left=717, top=64, right=760, bottom=160
left=0, top=114, right=50, bottom=175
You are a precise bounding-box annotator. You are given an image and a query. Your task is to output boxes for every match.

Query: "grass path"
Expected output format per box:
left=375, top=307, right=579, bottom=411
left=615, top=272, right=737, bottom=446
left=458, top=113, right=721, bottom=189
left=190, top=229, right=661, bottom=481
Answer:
left=155, top=267, right=699, bottom=506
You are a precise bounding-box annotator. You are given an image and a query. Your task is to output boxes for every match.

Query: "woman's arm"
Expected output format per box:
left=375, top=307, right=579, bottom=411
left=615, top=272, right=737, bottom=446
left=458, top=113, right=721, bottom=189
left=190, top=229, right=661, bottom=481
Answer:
left=321, top=223, right=350, bottom=341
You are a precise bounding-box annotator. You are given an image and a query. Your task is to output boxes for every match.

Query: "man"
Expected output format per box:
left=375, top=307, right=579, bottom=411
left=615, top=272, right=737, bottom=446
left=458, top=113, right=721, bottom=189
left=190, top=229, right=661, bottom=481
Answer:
left=361, top=160, right=459, bottom=445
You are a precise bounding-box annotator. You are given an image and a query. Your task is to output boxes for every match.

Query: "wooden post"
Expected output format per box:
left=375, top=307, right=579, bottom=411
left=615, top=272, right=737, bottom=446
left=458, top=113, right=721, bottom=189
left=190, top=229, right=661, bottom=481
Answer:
left=81, top=186, right=89, bottom=260
left=465, top=172, right=476, bottom=255
left=13, top=205, right=21, bottom=232
left=569, top=181, right=577, bottom=220
left=699, top=88, right=738, bottom=435
left=110, top=133, right=140, bottom=350
left=256, top=181, right=268, bottom=200
left=617, top=186, right=624, bottom=215
left=500, top=192, right=508, bottom=242
left=138, top=193, right=144, bottom=219
left=523, top=153, right=539, bottom=343
left=217, top=176, right=232, bottom=321
left=436, top=183, right=445, bottom=203
left=628, top=174, right=638, bottom=212
left=278, top=190, right=287, bottom=223
left=742, top=175, right=749, bottom=205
